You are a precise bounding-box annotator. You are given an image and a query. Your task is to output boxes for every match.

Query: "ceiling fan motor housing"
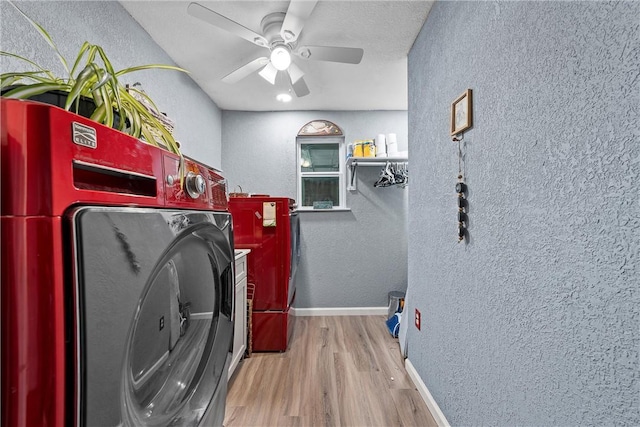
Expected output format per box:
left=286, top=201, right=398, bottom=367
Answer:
left=261, top=12, right=287, bottom=46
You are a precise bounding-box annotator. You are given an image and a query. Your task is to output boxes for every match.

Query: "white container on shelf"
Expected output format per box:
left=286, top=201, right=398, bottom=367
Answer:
left=387, top=133, right=398, bottom=156
left=376, top=134, right=387, bottom=157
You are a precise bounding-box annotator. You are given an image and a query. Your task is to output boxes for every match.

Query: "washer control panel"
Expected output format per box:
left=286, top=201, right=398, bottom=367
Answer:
left=162, top=155, right=228, bottom=210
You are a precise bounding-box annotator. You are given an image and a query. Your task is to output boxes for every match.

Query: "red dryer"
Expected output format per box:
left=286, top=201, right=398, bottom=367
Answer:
left=228, top=197, right=300, bottom=352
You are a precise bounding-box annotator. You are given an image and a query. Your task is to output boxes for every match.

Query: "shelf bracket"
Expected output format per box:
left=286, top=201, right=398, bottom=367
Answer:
left=347, top=160, right=358, bottom=191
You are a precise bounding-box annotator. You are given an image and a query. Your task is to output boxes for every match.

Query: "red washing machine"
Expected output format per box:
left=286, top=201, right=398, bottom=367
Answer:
left=228, top=197, right=300, bottom=352
left=1, top=98, right=235, bottom=427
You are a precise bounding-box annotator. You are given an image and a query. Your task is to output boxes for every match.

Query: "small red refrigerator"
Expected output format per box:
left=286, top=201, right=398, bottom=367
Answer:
left=229, top=197, right=300, bottom=351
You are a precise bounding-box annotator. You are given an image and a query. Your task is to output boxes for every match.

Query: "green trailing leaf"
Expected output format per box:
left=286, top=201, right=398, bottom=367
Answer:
left=95, top=46, right=118, bottom=80
left=69, top=42, right=92, bottom=78
left=1, top=71, right=50, bottom=89
left=2, top=83, right=69, bottom=99
left=8, top=1, right=70, bottom=75
left=139, top=123, right=160, bottom=148
left=0, top=75, right=24, bottom=89
left=127, top=104, right=143, bottom=137
left=91, top=72, right=104, bottom=106
left=98, top=84, right=114, bottom=128
left=120, top=106, right=133, bottom=134
left=1, top=71, right=49, bottom=80
left=92, top=70, right=111, bottom=91
left=90, top=102, right=107, bottom=123
left=0, top=51, right=56, bottom=80
left=95, top=46, right=122, bottom=113
left=115, top=64, right=189, bottom=77
left=65, top=64, right=97, bottom=110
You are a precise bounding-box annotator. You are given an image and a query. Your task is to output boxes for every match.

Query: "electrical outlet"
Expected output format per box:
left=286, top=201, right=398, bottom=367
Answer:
left=415, top=309, right=421, bottom=330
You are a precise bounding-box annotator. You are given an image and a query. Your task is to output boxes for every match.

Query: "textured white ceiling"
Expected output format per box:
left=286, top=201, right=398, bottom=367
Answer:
left=120, top=1, right=433, bottom=111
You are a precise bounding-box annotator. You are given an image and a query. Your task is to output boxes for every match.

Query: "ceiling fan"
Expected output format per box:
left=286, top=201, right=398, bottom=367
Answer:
left=187, top=0, right=364, bottom=98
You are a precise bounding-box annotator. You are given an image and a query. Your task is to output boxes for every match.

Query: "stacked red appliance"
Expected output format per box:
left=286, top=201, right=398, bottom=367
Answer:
left=228, top=197, right=300, bottom=352
left=1, top=98, right=234, bottom=427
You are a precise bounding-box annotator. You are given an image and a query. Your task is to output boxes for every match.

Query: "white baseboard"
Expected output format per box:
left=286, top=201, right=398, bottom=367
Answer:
left=292, top=307, right=387, bottom=316
left=405, top=358, right=450, bottom=427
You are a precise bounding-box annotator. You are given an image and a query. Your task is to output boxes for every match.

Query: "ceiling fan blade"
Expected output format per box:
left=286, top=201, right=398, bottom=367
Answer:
left=290, top=75, right=310, bottom=97
left=222, top=57, right=269, bottom=84
left=296, top=45, right=364, bottom=64
left=188, top=2, right=268, bottom=48
left=258, top=62, right=278, bottom=85
left=280, top=0, right=318, bottom=44
left=287, top=62, right=304, bottom=84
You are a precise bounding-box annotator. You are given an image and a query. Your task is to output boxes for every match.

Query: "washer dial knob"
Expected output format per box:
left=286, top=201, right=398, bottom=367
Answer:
left=185, top=172, right=206, bottom=199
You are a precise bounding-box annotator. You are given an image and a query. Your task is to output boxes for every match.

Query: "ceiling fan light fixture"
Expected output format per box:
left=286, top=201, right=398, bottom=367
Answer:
left=271, top=45, right=292, bottom=71
left=276, top=93, right=292, bottom=103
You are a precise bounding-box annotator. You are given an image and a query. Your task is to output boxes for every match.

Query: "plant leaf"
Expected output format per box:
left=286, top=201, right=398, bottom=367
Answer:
left=1, top=71, right=48, bottom=79
left=124, top=102, right=142, bottom=136
left=140, top=124, right=160, bottom=148
left=120, top=85, right=184, bottom=183
left=69, top=41, right=92, bottom=78
left=92, top=70, right=111, bottom=91
left=8, top=0, right=70, bottom=75
left=97, top=82, right=113, bottom=128
left=1, top=71, right=51, bottom=89
left=90, top=69, right=105, bottom=107
left=94, top=46, right=122, bottom=112
left=126, top=90, right=179, bottom=154
left=2, top=83, right=69, bottom=99
left=90, top=102, right=107, bottom=123
left=119, top=105, right=132, bottom=133
left=1, top=76, right=24, bottom=89
left=94, top=46, right=118, bottom=81
left=0, top=51, right=56, bottom=80
left=65, top=64, right=97, bottom=110
left=115, top=64, right=189, bottom=77
left=178, top=154, right=185, bottom=188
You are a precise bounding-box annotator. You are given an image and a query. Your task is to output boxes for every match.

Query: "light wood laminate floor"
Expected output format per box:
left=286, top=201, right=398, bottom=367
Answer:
left=224, top=315, right=437, bottom=427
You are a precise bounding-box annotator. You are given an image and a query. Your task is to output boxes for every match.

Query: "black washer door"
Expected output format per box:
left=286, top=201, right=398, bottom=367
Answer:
left=72, top=208, right=233, bottom=426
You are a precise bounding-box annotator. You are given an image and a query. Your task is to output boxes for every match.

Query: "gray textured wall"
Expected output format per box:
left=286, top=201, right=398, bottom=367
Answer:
left=0, top=0, right=222, bottom=168
left=222, top=110, right=408, bottom=308
left=407, top=1, right=639, bottom=425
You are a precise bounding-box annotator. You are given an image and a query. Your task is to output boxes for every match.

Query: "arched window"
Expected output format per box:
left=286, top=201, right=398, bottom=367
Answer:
left=296, top=120, right=346, bottom=210
left=298, top=120, right=343, bottom=137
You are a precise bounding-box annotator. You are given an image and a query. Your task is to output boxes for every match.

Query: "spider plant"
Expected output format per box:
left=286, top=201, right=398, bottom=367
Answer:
left=0, top=0, right=187, bottom=159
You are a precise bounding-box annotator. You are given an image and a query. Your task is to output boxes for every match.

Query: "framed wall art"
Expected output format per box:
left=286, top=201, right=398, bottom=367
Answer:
left=450, top=89, right=473, bottom=136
